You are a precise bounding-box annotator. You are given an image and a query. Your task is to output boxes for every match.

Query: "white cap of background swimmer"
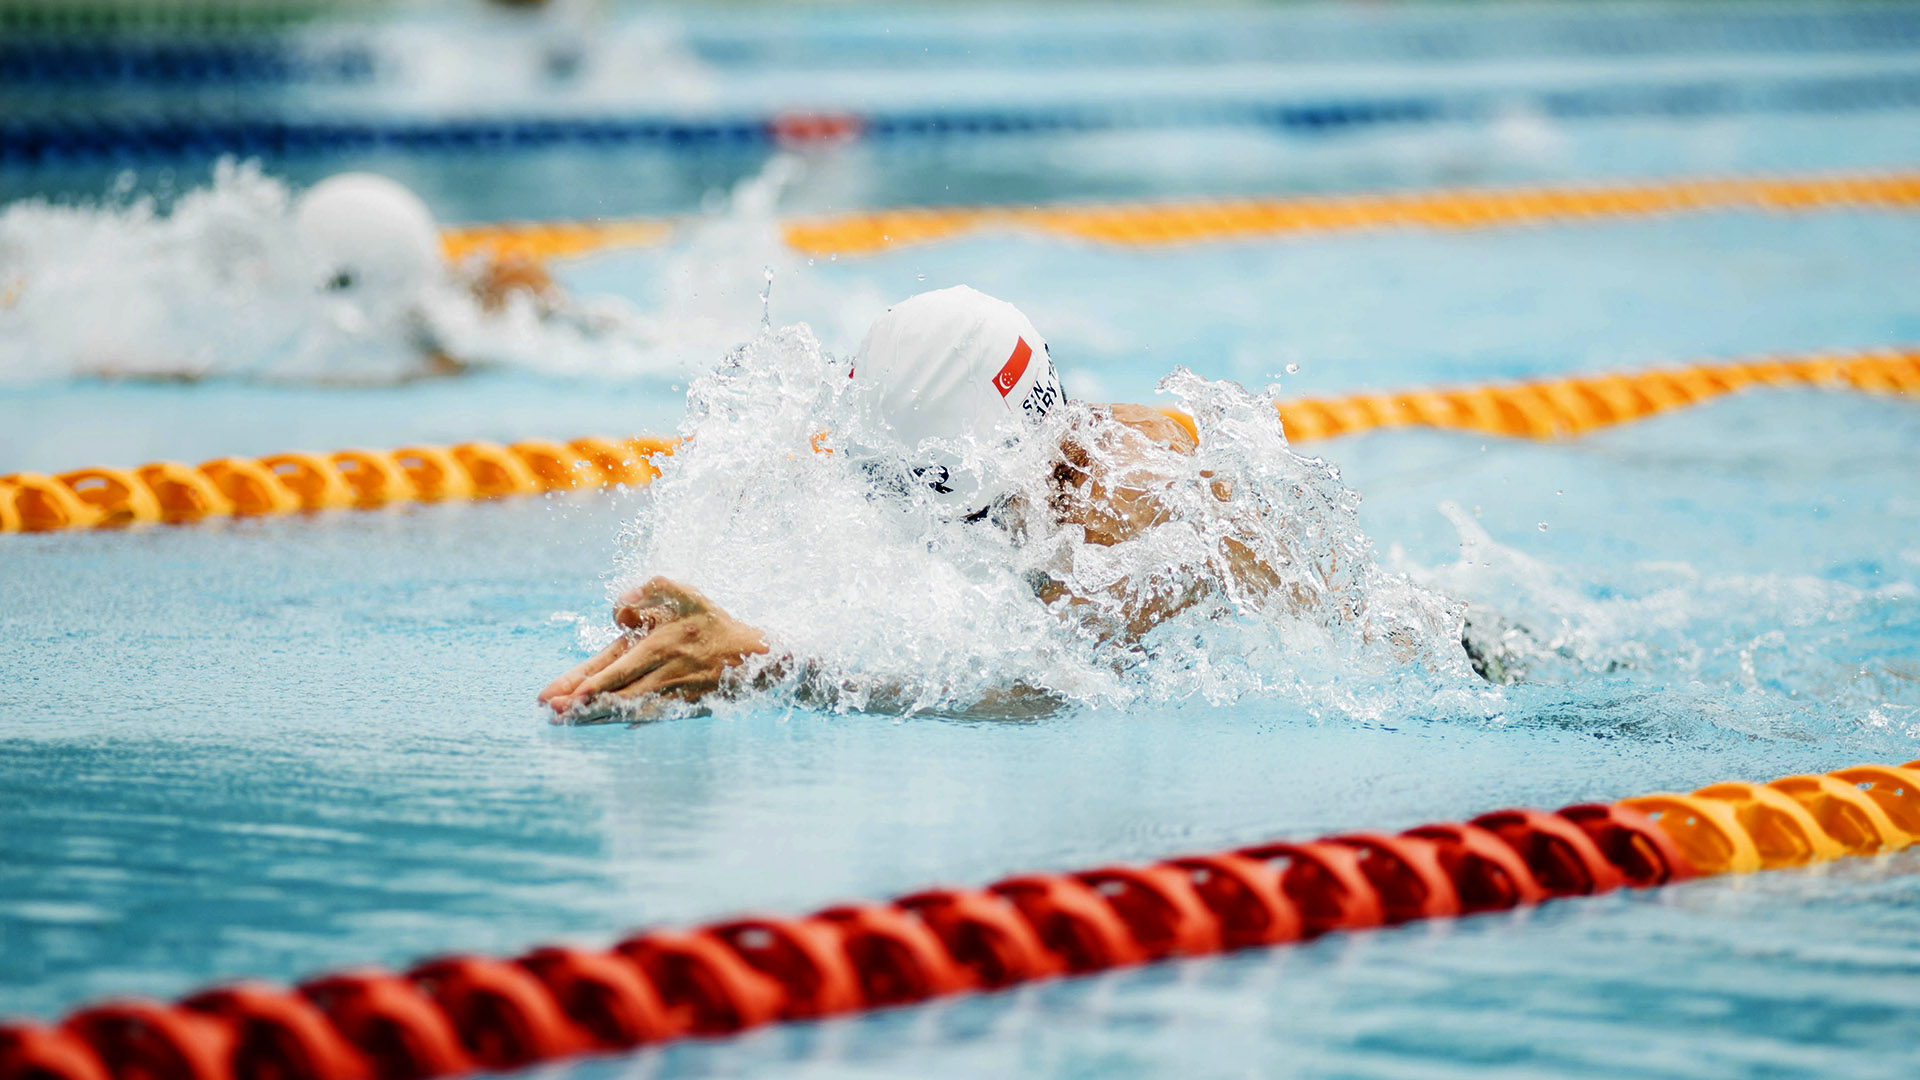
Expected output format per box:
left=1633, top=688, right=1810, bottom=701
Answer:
left=848, top=285, right=1064, bottom=514
left=294, top=173, right=440, bottom=302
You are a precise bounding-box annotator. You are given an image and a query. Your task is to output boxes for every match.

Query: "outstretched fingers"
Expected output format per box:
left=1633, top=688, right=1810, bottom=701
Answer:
left=610, top=654, right=723, bottom=705
left=551, top=654, right=713, bottom=725
left=543, top=584, right=686, bottom=710
left=546, top=577, right=761, bottom=720
left=539, top=636, right=632, bottom=705
left=554, top=636, right=678, bottom=708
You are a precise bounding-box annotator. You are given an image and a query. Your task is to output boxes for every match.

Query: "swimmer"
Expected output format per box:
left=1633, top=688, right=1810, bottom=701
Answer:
left=481, top=0, right=604, bottom=82
left=2, top=165, right=636, bottom=384
left=539, top=285, right=1419, bottom=721
left=295, top=173, right=610, bottom=381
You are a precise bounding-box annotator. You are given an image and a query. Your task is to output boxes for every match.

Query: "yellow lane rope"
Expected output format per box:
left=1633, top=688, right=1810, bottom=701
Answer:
left=440, top=219, right=674, bottom=265
left=1268, top=346, right=1920, bottom=443
left=785, top=172, right=1920, bottom=257
left=1, top=438, right=676, bottom=534
left=3, top=349, right=1915, bottom=534
left=434, top=171, right=1920, bottom=265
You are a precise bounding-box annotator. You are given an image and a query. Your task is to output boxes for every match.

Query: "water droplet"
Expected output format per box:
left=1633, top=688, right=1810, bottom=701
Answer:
left=830, top=253, right=838, bottom=261
left=1537, top=522, right=1550, bottom=532
left=807, top=258, right=815, bottom=266
left=917, top=273, right=926, bottom=281
left=1472, top=505, right=1482, bottom=517
left=1285, top=363, right=1300, bottom=374
left=1555, top=489, right=1564, bottom=496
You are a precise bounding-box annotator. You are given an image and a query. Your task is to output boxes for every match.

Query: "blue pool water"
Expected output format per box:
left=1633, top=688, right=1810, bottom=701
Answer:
left=4, top=4, right=1920, bottom=1078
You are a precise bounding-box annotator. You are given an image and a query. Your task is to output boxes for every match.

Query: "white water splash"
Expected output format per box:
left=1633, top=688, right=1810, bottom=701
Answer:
left=602, top=323, right=1479, bottom=719
left=627, top=153, right=893, bottom=374
left=0, top=160, right=648, bottom=384
left=0, top=157, right=852, bottom=386
left=0, top=160, right=414, bottom=383
left=1413, top=502, right=1920, bottom=725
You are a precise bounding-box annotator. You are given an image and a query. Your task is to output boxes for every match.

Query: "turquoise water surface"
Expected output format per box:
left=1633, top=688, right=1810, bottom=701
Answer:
left=4, top=5, right=1920, bottom=1079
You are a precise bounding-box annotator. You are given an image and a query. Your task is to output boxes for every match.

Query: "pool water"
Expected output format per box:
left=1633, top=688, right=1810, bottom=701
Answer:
left=3, top=4, right=1920, bottom=1079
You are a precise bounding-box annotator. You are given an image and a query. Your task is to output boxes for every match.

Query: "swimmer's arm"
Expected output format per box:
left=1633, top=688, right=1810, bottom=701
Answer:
left=539, top=577, right=772, bottom=719
left=541, top=579, right=1068, bottom=722
left=1054, top=406, right=1286, bottom=641
left=1099, top=403, right=1198, bottom=454
left=1034, top=575, right=1203, bottom=645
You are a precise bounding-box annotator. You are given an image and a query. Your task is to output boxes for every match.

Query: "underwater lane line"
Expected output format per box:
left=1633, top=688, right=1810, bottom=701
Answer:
left=438, top=169, right=1920, bottom=264
left=2, top=349, right=1916, bottom=535
left=1, top=760, right=1916, bottom=1078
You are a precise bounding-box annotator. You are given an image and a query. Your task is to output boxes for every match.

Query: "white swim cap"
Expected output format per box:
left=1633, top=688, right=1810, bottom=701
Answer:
left=294, top=173, right=440, bottom=300
left=848, top=285, right=1065, bottom=514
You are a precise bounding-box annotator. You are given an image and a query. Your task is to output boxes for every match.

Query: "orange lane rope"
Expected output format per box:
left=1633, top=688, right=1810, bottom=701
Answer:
left=432, top=171, right=1920, bottom=264
left=3, top=349, right=1915, bottom=535
left=1268, top=346, right=1920, bottom=443
left=2, top=759, right=1916, bottom=1079
left=784, top=172, right=1920, bottom=257
left=439, top=219, right=673, bottom=265
left=0, top=438, right=677, bottom=535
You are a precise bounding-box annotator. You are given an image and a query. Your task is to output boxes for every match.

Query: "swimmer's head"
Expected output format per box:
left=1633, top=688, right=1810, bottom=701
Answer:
left=847, top=285, right=1065, bottom=516
left=294, top=173, right=440, bottom=306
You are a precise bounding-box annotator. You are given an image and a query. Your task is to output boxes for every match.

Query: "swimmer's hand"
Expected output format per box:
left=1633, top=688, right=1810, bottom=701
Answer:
left=538, top=578, right=770, bottom=722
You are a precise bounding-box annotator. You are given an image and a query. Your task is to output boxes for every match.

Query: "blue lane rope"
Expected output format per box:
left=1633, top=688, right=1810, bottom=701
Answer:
left=6, top=69, right=1920, bottom=166
left=0, top=40, right=375, bottom=86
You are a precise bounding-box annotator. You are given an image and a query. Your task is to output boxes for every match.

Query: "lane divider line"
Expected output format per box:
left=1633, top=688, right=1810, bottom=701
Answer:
left=4, top=349, right=1916, bottom=535
left=781, top=172, right=1920, bottom=257
left=1268, top=347, right=1919, bottom=443
left=437, top=170, right=1920, bottom=264
left=0, top=437, right=678, bottom=535
left=3, top=760, right=1916, bottom=1079
left=14, top=68, right=1920, bottom=166
left=440, top=220, right=672, bottom=266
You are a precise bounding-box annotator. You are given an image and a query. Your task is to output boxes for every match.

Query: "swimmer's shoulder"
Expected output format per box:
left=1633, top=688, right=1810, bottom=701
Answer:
left=1097, top=402, right=1199, bottom=454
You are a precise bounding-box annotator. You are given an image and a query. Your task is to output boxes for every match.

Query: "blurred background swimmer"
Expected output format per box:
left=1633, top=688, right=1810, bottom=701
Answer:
left=294, top=171, right=632, bottom=378
left=0, top=163, right=648, bottom=384
left=478, top=0, right=608, bottom=84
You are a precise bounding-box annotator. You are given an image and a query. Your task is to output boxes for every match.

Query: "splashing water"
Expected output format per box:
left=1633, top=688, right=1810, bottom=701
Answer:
left=1411, top=502, right=1920, bottom=738
left=0, top=160, right=417, bottom=383
left=635, top=153, right=894, bottom=369
left=595, top=324, right=1479, bottom=720
left=0, top=158, right=812, bottom=385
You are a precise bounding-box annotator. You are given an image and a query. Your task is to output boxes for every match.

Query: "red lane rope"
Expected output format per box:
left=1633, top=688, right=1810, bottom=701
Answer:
left=4, top=760, right=1919, bottom=1079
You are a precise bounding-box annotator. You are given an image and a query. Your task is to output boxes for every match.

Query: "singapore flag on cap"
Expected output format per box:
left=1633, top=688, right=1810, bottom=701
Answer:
left=991, top=334, right=1060, bottom=424
left=848, top=285, right=1065, bottom=510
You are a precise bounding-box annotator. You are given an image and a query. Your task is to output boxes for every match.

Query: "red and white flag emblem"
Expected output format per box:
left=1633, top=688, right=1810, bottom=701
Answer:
left=993, top=338, right=1032, bottom=398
